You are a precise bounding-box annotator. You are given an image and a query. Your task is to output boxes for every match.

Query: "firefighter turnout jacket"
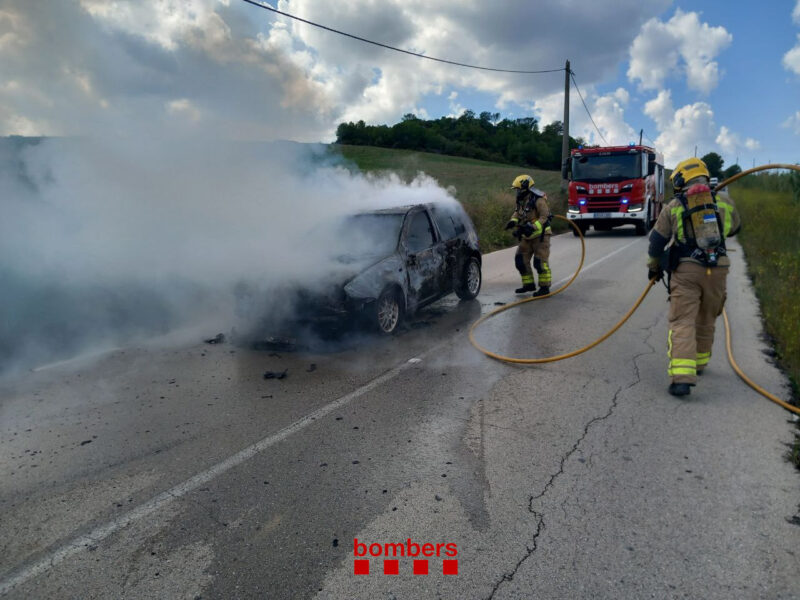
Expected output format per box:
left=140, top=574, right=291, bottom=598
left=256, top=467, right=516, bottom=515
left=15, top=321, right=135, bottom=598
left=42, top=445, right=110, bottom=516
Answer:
left=648, top=189, right=741, bottom=269
left=647, top=188, right=741, bottom=385
left=510, top=191, right=553, bottom=290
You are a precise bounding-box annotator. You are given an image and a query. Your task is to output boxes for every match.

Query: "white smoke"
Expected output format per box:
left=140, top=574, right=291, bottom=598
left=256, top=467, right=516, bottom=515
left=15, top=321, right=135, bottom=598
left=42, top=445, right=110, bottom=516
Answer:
left=0, top=136, right=457, bottom=374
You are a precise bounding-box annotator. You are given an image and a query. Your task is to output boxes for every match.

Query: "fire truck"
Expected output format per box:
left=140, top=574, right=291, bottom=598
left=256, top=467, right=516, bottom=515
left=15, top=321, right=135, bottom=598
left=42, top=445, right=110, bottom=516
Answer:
left=564, top=144, right=665, bottom=236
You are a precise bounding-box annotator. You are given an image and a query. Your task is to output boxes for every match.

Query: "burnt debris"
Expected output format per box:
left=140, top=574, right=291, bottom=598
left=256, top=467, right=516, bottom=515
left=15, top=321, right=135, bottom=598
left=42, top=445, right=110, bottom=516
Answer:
left=263, top=369, right=288, bottom=380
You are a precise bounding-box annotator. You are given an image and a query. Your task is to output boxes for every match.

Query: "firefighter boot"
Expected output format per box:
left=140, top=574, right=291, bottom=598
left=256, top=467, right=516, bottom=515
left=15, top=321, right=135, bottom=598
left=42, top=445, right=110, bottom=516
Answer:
left=668, top=383, right=692, bottom=396
left=532, top=286, right=550, bottom=297
left=515, top=283, right=536, bottom=293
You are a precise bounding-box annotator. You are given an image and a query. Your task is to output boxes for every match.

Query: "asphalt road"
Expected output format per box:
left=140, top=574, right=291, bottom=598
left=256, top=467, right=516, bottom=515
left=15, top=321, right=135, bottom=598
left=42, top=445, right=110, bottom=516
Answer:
left=1, top=228, right=798, bottom=599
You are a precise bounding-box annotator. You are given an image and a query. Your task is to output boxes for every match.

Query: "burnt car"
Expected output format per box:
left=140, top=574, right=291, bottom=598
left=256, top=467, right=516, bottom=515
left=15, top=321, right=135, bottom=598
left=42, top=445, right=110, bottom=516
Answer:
left=294, top=202, right=482, bottom=335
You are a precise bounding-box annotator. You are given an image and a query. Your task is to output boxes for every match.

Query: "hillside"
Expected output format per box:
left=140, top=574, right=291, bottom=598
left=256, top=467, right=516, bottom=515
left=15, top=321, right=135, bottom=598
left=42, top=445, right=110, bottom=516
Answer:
left=331, top=144, right=568, bottom=250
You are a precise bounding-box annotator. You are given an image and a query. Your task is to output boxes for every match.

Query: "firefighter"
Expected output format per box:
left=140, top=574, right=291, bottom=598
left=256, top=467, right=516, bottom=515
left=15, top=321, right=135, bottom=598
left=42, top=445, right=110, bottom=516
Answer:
left=647, top=157, right=741, bottom=396
left=505, top=174, right=553, bottom=296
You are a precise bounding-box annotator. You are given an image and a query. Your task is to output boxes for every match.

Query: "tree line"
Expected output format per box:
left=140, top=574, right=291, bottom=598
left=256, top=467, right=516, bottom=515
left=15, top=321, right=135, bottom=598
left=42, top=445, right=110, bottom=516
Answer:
left=335, top=111, right=583, bottom=170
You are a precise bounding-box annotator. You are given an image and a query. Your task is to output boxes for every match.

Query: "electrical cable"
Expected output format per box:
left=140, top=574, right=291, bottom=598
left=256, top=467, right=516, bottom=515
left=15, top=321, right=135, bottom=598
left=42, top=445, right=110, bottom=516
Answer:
left=569, top=71, right=608, bottom=145
left=240, top=0, right=565, bottom=74
left=469, top=164, right=800, bottom=416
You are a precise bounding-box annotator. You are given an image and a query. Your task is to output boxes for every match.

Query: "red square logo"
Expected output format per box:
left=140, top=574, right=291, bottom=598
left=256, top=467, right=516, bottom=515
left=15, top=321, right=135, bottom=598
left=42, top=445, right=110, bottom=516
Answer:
left=413, top=559, right=429, bottom=575
left=443, top=559, right=458, bottom=575
left=383, top=559, right=399, bottom=575
left=353, top=559, right=369, bottom=575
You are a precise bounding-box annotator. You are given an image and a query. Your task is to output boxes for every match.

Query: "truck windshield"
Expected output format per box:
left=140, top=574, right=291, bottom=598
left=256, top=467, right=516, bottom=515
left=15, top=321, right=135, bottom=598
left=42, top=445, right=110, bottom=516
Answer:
left=572, top=153, right=642, bottom=183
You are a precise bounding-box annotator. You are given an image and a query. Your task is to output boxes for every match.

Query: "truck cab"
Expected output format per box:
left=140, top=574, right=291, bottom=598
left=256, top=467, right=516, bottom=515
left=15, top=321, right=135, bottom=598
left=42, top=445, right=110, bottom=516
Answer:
left=564, top=144, right=665, bottom=236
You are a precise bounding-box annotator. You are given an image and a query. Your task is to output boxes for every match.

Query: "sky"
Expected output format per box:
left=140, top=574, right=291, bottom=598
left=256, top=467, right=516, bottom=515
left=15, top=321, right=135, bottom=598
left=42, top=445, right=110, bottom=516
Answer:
left=1, top=0, right=799, bottom=168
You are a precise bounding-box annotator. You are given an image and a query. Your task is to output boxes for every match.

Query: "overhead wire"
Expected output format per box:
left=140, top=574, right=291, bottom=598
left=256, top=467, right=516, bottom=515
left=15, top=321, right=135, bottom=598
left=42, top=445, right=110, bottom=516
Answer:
left=240, top=0, right=565, bottom=74
left=569, top=71, right=608, bottom=145
left=242, top=0, right=797, bottom=414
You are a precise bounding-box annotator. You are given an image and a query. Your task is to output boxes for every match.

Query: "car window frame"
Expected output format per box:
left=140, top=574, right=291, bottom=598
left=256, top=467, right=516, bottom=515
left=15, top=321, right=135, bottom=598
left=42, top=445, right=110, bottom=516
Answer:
left=402, top=208, right=439, bottom=254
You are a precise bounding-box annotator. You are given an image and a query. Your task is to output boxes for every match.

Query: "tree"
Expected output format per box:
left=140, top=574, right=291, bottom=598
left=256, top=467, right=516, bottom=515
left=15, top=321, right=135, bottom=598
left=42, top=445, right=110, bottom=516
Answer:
left=722, top=164, right=742, bottom=179
left=700, top=152, right=724, bottom=178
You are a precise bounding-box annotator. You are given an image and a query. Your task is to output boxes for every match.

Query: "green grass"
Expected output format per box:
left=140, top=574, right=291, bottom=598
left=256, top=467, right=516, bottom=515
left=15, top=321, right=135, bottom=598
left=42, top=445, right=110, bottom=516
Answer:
left=331, top=144, right=568, bottom=251
left=731, top=184, right=800, bottom=399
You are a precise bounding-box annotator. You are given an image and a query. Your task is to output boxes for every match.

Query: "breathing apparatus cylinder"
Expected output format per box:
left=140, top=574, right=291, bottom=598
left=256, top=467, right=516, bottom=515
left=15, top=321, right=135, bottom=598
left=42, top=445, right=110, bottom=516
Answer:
left=684, top=183, right=721, bottom=265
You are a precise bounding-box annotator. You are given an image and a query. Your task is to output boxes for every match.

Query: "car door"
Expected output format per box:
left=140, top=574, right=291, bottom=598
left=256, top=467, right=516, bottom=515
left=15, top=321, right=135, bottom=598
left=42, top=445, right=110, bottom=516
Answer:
left=402, top=209, right=445, bottom=308
left=429, top=204, right=464, bottom=291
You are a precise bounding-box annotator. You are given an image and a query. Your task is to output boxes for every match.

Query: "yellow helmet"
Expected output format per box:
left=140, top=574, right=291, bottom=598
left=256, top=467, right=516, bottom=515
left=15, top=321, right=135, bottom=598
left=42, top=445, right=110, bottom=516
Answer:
left=670, top=158, right=710, bottom=190
left=511, top=174, right=535, bottom=191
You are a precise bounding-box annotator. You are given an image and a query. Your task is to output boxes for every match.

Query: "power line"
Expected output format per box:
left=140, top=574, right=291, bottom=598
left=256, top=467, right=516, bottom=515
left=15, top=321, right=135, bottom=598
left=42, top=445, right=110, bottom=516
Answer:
left=569, top=71, right=607, bottom=145
left=642, top=131, right=657, bottom=146
left=240, top=0, right=565, bottom=74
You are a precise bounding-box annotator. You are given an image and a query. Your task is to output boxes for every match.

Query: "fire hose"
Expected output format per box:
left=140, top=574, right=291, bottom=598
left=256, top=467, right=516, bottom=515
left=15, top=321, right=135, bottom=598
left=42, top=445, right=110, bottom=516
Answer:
left=469, top=164, right=800, bottom=416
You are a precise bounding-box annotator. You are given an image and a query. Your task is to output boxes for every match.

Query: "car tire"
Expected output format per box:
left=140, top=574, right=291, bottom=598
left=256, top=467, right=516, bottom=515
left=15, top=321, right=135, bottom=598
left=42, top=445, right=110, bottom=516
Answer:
left=635, top=221, right=647, bottom=236
left=373, top=288, right=403, bottom=335
left=455, top=256, right=482, bottom=300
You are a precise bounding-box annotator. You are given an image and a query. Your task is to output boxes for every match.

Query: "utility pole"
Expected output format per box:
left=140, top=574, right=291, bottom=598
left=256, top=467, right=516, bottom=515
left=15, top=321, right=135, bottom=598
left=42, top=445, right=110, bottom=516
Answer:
left=639, top=129, right=643, bottom=145
left=561, top=59, right=570, bottom=191
left=694, top=145, right=697, bottom=157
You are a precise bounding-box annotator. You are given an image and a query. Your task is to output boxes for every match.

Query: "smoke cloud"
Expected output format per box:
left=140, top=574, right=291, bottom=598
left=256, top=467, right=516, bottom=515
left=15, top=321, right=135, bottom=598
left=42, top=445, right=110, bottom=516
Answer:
left=0, top=136, right=457, bottom=375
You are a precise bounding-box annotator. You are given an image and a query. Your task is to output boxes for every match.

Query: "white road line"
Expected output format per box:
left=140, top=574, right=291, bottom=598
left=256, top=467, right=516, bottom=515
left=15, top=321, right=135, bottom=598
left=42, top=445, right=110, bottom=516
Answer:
left=0, top=350, right=441, bottom=596
left=0, top=238, right=645, bottom=595
left=552, top=237, right=643, bottom=287
left=483, top=236, right=644, bottom=285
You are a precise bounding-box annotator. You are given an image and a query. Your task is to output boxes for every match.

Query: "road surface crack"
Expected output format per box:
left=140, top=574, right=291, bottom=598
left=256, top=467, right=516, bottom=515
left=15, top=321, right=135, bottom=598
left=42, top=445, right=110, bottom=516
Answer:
left=486, top=326, right=657, bottom=599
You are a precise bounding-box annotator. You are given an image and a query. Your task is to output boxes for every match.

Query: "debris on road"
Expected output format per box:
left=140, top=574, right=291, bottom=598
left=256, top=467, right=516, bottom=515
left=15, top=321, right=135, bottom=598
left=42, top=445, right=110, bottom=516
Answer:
left=253, top=337, right=299, bottom=352
left=306, top=363, right=317, bottom=373
left=204, top=333, right=225, bottom=344
left=263, top=369, right=288, bottom=380
left=494, top=301, right=507, bottom=306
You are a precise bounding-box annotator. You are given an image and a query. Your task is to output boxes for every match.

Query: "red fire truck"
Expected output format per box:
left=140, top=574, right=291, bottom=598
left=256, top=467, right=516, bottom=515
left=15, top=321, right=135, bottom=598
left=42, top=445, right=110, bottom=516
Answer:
left=564, top=144, right=665, bottom=236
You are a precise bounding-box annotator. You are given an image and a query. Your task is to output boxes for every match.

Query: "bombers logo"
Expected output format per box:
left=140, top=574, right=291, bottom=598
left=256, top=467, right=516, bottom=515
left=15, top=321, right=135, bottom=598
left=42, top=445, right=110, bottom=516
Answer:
left=353, top=538, right=458, bottom=575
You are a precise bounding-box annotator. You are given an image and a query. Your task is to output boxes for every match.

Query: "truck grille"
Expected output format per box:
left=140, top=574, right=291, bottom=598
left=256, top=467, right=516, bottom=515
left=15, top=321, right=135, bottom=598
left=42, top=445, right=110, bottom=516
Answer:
left=587, top=196, right=622, bottom=211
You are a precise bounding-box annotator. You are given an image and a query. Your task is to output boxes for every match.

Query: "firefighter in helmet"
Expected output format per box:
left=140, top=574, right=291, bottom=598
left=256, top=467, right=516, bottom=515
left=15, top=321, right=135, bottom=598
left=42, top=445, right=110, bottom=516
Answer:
left=505, top=174, right=553, bottom=296
left=647, top=157, right=741, bottom=396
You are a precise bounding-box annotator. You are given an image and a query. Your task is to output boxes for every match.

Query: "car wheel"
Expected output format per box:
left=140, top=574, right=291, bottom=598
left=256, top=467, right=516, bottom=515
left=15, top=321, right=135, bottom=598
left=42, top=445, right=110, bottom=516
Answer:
left=635, top=221, right=647, bottom=236
left=455, top=257, right=482, bottom=300
left=374, top=288, right=403, bottom=334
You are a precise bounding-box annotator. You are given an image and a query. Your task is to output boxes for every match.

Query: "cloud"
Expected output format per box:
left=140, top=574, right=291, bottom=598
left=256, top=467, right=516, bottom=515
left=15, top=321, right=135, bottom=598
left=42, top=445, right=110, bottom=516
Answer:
left=0, top=1, right=335, bottom=140
left=716, top=126, right=760, bottom=155
left=588, top=87, right=637, bottom=146
left=0, top=0, right=672, bottom=140
left=275, top=0, right=670, bottom=130
left=532, top=85, right=637, bottom=147
left=784, top=111, right=800, bottom=135
left=627, top=9, right=732, bottom=94
left=642, top=90, right=754, bottom=166
left=784, top=34, right=800, bottom=75
left=783, top=3, right=800, bottom=75
left=646, top=98, right=717, bottom=166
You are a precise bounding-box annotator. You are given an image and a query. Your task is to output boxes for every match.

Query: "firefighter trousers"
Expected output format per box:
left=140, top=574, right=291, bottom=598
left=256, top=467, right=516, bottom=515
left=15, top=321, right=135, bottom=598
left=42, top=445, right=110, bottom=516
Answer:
left=515, top=235, right=551, bottom=288
left=667, top=262, right=728, bottom=384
